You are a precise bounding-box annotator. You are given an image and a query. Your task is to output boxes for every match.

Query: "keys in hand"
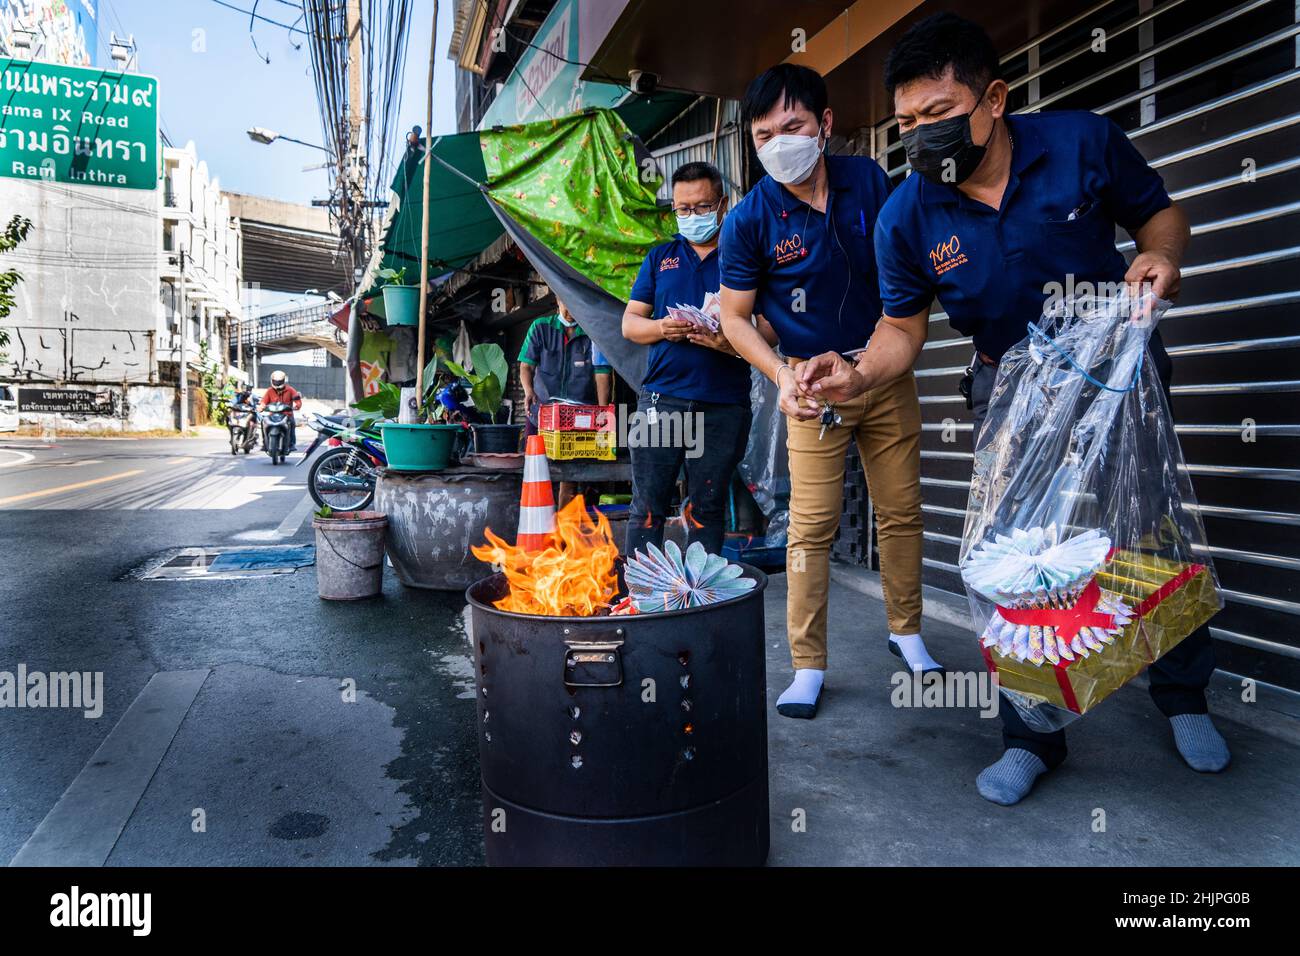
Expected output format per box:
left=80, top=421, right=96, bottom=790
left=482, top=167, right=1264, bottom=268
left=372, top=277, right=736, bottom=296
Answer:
left=817, top=403, right=841, bottom=440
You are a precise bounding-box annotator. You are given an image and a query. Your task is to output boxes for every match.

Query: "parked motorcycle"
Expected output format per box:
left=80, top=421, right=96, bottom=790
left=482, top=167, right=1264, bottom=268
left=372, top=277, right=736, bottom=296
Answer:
left=227, top=400, right=259, bottom=455
left=299, top=412, right=386, bottom=511
left=262, top=402, right=294, bottom=465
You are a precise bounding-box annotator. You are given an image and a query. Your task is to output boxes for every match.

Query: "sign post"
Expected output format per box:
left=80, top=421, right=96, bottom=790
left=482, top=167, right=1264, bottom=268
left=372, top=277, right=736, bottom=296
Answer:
left=0, top=58, right=159, bottom=190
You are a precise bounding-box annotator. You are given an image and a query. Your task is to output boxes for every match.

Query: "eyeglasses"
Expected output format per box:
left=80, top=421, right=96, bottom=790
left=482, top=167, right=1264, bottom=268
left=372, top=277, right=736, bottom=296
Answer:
left=671, top=198, right=724, bottom=217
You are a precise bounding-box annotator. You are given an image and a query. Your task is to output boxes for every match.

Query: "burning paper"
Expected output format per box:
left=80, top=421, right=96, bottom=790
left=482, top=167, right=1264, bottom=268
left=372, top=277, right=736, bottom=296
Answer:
left=472, top=495, right=618, bottom=617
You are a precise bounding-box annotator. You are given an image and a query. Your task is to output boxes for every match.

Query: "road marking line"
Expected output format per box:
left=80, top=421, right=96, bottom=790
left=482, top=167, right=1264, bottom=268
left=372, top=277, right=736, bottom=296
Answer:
left=0, top=449, right=34, bottom=468
left=8, top=669, right=210, bottom=867
left=0, top=468, right=144, bottom=506
left=276, top=491, right=316, bottom=538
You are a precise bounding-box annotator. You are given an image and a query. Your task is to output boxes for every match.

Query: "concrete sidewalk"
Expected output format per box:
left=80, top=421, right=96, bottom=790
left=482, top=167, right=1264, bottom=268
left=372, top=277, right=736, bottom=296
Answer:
left=764, top=566, right=1300, bottom=866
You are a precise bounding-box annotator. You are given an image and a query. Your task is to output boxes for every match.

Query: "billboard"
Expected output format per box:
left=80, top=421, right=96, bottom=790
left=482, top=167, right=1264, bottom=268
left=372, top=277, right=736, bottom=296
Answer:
left=1, top=0, right=97, bottom=67
left=0, top=56, right=157, bottom=189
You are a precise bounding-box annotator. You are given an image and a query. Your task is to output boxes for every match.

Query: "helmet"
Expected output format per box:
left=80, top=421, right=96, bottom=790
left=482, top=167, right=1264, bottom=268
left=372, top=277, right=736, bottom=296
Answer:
left=270, top=370, right=287, bottom=388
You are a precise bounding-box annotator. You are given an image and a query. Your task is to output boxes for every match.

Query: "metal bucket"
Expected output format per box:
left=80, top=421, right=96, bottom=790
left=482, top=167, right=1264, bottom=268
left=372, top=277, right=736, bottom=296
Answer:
left=466, top=566, right=770, bottom=866
left=313, top=511, right=386, bottom=600
left=375, top=468, right=521, bottom=591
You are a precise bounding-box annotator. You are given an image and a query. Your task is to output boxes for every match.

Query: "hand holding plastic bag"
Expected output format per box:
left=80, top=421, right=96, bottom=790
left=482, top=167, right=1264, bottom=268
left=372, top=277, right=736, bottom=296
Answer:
left=960, top=289, right=1221, bottom=732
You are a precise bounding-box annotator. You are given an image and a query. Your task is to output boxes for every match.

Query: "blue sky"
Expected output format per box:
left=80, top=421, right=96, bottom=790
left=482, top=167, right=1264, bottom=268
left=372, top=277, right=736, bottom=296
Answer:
left=104, top=0, right=457, bottom=205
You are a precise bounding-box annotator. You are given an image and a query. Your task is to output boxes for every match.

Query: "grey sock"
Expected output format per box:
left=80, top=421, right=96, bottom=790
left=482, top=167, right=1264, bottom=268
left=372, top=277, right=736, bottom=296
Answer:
left=977, top=748, right=1049, bottom=806
left=1170, top=713, right=1230, bottom=772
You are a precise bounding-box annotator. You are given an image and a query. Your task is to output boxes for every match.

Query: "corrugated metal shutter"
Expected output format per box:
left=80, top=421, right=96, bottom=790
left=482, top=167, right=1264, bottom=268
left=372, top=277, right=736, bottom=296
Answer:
left=649, top=99, right=746, bottom=206
left=850, top=0, right=1300, bottom=689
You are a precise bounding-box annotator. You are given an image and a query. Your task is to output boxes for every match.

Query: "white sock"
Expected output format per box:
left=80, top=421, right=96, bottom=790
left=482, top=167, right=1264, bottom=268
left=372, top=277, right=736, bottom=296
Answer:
left=777, top=668, right=825, bottom=707
left=890, top=633, right=942, bottom=672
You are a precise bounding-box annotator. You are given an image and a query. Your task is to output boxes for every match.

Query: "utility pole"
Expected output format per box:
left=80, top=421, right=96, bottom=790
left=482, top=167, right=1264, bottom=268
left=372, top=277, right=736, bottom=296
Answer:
left=415, top=3, right=438, bottom=400
left=344, top=0, right=367, bottom=284
left=178, top=247, right=188, bottom=432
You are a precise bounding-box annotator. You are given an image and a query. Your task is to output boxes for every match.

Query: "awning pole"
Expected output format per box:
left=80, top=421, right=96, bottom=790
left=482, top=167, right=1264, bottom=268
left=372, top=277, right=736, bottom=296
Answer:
left=415, top=2, right=439, bottom=403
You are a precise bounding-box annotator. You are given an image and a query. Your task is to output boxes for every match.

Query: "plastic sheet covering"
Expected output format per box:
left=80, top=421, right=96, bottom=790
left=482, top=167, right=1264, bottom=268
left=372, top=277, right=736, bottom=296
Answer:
left=960, top=290, right=1222, bottom=732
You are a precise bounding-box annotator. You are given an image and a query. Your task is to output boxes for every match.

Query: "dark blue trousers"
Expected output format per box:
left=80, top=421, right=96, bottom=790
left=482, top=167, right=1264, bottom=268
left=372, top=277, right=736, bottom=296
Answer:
left=625, top=391, right=751, bottom=558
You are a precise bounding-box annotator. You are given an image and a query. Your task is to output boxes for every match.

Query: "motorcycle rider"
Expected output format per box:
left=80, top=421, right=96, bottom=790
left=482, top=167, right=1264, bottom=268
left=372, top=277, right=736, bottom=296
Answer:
left=262, top=370, right=303, bottom=450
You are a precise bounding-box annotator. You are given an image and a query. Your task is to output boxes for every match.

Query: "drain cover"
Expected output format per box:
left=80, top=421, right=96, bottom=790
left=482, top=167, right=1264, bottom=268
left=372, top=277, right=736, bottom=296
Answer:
left=130, top=545, right=316, bottom=580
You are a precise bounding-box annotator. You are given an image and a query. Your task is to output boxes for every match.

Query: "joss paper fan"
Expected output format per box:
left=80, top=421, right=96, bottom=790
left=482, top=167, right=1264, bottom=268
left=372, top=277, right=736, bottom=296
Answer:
left=623, top=540, right=755, bottom=612
left=961, top=524, right=1111, bottom=604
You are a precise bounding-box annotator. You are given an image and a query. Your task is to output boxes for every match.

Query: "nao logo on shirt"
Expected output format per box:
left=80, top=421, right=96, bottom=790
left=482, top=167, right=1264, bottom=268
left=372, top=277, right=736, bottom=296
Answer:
left=659, top=256, right=681, bottom=272
left=772, top=233, right=804, bottom=266
left=929, top=234, right=969, bottom=276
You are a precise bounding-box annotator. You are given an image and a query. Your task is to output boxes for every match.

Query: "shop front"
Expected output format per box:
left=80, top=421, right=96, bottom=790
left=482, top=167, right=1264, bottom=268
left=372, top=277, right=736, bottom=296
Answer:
left=581, top=0, right=1300, bottom=692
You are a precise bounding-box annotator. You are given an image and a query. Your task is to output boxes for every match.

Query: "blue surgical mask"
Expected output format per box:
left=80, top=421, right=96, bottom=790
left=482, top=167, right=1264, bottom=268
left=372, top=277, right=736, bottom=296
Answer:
left=677, top=210, right=720, bottom=243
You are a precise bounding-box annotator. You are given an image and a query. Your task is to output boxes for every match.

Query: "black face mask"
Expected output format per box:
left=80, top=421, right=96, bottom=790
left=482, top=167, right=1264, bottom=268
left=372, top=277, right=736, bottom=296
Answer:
left=900, top=83, right=995, bottom=186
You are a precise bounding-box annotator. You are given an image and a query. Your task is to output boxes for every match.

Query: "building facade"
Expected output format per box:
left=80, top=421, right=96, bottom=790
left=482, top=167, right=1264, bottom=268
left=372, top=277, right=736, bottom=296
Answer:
left=0, top=138, right=242, bottom=431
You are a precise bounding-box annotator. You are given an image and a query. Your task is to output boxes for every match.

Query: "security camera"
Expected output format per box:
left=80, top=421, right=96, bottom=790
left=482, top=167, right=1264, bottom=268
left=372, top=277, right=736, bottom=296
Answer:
left=628, top=70, right=659, bottom=95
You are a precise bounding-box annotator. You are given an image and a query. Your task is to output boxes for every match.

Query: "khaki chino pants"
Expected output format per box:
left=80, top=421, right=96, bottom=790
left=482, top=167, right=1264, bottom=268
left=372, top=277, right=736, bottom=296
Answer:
left=784, top=370, right=924, bottom=670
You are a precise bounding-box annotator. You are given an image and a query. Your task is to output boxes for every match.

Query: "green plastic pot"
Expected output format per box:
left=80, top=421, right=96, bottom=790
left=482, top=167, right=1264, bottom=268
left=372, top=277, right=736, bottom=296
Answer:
left=380, top=423, right=462, bottom=471
left=381, top=284, right=421, bottom=326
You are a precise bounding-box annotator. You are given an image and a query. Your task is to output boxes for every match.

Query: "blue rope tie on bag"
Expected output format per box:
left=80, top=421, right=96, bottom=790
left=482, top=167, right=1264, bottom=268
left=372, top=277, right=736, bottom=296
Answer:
left=1027, top=322, right=1144, bottom=393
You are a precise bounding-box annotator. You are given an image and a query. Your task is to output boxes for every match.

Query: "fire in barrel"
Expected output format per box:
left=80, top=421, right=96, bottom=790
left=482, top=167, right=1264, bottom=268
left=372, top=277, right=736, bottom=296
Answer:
left=467, top=457, right=769, bottom=866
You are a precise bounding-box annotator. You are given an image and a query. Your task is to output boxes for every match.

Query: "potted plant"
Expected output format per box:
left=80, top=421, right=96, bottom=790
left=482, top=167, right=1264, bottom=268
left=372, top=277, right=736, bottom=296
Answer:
left=443, top=343, right=522, bottom=454
left=351, top=381, right=461, bottom=471
left=312, top=504, right=388, bottom=600
left=378, top=266, right=420, bottom=326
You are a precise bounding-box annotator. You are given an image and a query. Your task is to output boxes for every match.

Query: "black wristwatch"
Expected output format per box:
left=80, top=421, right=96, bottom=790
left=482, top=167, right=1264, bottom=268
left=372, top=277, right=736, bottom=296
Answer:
left=838, top=352, right=859, bottom=368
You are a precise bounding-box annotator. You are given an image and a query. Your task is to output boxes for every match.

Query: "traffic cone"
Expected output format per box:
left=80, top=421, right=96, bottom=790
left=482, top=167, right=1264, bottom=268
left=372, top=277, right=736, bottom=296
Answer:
left=517, top=434, right=556, bottom=551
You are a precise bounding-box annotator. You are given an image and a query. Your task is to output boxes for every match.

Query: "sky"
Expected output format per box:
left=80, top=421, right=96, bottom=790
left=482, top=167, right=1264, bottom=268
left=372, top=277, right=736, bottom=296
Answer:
left=105, top=0, right=458, bottom=206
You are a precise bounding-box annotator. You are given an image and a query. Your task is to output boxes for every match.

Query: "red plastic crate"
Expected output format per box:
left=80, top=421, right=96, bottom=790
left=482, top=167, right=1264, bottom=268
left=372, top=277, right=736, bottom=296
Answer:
left=538, top=402, right=615, bottom=432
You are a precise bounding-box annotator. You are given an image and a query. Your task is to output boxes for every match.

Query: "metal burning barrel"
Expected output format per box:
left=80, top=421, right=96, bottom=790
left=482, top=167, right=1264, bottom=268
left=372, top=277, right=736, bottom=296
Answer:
left=466, top=567, right=769, bottom=866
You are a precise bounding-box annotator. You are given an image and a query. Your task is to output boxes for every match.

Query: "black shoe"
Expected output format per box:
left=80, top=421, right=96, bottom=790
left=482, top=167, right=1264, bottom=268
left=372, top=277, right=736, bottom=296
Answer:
left=889, top=639, right=946, bottom=677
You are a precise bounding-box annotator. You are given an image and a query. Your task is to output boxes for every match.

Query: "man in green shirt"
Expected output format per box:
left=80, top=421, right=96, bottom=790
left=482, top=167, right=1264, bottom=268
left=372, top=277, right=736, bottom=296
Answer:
left=518, top=298, right=614, bottom=504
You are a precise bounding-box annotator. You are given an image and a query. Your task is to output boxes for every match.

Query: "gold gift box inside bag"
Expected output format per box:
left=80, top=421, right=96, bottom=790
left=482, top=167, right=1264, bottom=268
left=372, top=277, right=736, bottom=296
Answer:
left=982, top=549, right=1220, bottom=716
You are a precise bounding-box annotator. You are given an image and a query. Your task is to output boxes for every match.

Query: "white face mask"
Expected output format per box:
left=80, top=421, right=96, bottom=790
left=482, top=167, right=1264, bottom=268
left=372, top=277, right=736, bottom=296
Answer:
left=756, top=129, right=824, bottom=185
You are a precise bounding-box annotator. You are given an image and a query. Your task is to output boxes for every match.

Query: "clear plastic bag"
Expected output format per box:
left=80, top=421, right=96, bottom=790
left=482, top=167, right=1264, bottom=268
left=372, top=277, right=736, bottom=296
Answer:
left=960, top=290, right=1222, bottom=732
left=737, top=368, right=789, bottom=518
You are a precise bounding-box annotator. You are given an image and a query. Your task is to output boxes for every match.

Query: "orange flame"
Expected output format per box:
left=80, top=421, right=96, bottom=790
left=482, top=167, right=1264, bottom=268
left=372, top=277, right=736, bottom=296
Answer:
left=673, top=500, right=704, bottom=530
left=472, top=494, right=619, bottom=616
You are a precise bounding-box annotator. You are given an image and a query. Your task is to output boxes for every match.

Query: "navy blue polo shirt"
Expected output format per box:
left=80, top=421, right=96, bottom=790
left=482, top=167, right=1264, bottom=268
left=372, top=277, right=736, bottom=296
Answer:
left=719, top=154, right=892, bottom=357
left=874, top=111, right=1172, bottom=361
left=628, top=235, right=752, bottom=405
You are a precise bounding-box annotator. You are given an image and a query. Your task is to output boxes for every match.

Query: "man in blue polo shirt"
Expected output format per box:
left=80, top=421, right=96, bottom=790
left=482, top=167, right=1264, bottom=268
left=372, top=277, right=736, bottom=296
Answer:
left=623, top=162, right=763, bottom=556
left=719, top=64, right=942, bottom=721
left=800, top=13, right=1229, bottom=804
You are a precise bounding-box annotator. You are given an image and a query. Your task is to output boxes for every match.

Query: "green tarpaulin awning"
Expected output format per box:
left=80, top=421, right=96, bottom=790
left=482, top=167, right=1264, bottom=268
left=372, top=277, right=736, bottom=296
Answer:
left=359, top=92, right=693, bottom=303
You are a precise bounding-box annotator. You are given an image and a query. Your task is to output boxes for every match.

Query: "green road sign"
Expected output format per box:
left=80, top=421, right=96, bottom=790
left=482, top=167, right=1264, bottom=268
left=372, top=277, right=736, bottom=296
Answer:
left=0, top=58, right=159, bottom=190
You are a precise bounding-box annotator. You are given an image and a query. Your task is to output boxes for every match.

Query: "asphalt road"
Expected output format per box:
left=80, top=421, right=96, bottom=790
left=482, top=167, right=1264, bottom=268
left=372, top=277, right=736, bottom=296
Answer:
left=0, top=432, right=483, bottom=866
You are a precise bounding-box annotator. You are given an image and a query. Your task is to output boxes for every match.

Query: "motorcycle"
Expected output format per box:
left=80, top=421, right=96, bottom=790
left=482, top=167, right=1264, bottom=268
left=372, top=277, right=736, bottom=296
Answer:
left=227, top=400, right=259, bottom=455
left=262, top=402, right=294, bottom=465
left=299, top=412, right=387, bottom=511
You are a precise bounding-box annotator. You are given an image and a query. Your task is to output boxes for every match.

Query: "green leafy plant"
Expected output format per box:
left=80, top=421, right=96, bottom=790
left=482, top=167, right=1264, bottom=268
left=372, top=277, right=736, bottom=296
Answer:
left=443, top=343, right=508, bottom=421
left=198, top=340, right=227, bottom=426
left=378, top=266, right=409, bottom=286
left=350, top=379, right=402, bottom=424
left=315, top=504, right=334, bottom=519
left=0, top=215, right=33, bottom=363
